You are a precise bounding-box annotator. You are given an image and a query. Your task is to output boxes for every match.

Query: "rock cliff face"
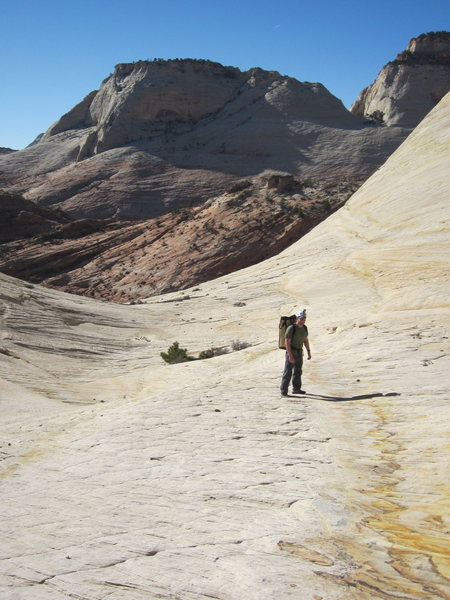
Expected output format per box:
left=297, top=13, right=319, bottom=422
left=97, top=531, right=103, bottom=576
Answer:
left=42, top=60, right=360, bottom=156
left=351, top=31, right=450, bottom=127
left=0, top=59, right=409, bottom=220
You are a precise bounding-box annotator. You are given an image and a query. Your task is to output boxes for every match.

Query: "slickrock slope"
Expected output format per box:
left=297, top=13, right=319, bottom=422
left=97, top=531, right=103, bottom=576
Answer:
left=351, top=31, right=450, bottom=127
left=0, top=175, right=363, bottom=302
left=0, top=94, right=449, bottom=599
left=0, top=59, right=409, bottom=220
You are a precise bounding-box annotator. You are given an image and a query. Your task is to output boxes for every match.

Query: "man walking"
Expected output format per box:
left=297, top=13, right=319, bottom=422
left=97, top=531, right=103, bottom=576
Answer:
left=280, top=309, right=311, bottom=396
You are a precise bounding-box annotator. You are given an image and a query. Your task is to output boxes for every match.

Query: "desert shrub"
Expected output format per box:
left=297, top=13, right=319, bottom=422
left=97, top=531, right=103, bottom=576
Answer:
left=228, top=180, right=252, bottom=193
left=231, top=339, right=250, bottom=351
left=365, top=110, right=385, bottom=124
left=199, top=346, right=229, bottom=359
left=174, top=206, right=195, bottom=221
left=279, top=198, right=289, bottom=212
left=292, top=206, right=305, bottom=218
left=214, top=346, right=229, bottom=356
left=160, top=341, right=192, bottom=364
left=203, top=220, right=216, bottom=233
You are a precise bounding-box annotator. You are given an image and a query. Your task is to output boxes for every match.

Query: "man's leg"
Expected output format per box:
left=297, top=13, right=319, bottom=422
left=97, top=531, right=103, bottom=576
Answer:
left=280, top=353, right=293, bottom=395
left=292, top=351, right=303, bottom=391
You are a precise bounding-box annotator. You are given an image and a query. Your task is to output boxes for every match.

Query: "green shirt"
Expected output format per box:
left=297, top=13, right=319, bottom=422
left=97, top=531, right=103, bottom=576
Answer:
left=285, top=324, right=308, bottom=350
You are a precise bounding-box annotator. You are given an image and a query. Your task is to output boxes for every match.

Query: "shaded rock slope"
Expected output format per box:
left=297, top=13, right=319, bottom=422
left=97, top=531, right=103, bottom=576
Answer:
left=351, top=31, right=450, bottom=126
left=0, top=190, right=72, bottom=243
left=0, top=174, right=363, bottom=302
left=0, top=57, right=410, bottom=220
left=0, top=93, right=448, bottom=600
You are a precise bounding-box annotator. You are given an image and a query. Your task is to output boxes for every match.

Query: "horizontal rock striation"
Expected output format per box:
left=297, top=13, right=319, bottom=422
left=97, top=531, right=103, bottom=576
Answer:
left=0, top=175, right=363, bottom=302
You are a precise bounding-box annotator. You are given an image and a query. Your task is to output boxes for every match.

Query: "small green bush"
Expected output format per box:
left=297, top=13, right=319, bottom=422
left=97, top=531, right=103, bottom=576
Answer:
left=160, top=341, right=191, bottom=364
left=365, top=110, right=385, bottom=125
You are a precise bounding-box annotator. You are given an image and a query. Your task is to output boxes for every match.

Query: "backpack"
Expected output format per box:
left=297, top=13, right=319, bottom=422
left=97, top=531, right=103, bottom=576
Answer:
left=278, top=315, right=296, bottom=349
left=279, top=316, right=308, bottom=349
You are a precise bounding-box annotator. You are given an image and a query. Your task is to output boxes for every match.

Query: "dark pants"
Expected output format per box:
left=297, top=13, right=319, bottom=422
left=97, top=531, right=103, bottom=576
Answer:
left=280, top=349, right=303, bottom=394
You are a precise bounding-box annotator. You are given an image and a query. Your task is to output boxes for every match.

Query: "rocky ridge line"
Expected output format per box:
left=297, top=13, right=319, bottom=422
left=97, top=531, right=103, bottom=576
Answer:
left=351, top=31, right=450, bottom=126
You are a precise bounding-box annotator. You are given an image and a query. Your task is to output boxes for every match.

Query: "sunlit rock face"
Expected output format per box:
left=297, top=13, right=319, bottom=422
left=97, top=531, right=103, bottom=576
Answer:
left=0, top=58, right=409, bottom=220
left=42, top=59, right=361, bottom=154
left=44, top=61, right=247, bottom=153
left=0, top=91, right=448, bottom=599
left=351, top=31, right=450, bottom=127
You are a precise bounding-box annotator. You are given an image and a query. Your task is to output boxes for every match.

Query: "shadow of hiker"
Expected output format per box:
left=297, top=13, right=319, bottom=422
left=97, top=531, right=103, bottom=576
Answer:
left=305, top=392, right=401, bottom=402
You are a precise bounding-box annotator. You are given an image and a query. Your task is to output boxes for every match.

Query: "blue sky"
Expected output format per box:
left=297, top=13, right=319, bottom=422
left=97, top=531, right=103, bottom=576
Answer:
left=1, top=0, right=449, bottom=149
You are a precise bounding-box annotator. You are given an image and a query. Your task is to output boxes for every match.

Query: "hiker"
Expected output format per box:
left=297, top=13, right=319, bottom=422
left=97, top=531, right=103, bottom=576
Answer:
left=280, top=309, right=311, bottom=396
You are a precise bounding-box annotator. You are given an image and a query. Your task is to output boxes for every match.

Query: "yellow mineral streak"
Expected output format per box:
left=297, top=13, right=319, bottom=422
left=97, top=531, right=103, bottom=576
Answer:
left=277, top=541, right=334, bottom=566
left=347, top=402, right=450, bottom=598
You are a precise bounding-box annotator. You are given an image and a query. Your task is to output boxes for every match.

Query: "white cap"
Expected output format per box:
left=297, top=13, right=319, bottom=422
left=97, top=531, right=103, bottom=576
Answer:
left=295, top=309, right=306, bottom=319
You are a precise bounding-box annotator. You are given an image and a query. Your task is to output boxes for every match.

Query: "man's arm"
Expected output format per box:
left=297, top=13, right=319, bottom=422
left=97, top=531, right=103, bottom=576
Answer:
left=303, top=337, right=312, bottom=360
left=285, top=337, right=296, bottom=364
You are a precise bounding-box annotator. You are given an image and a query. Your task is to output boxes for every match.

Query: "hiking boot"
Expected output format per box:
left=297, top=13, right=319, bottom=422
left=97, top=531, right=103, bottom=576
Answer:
left=292, top=389, right=306, bottom=394
left=281, top=391, right=288, bottom=397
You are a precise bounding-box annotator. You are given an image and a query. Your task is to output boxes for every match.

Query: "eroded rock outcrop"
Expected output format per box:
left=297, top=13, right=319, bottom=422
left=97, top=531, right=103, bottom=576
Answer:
left=351, top=31, right=450, bottom=127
